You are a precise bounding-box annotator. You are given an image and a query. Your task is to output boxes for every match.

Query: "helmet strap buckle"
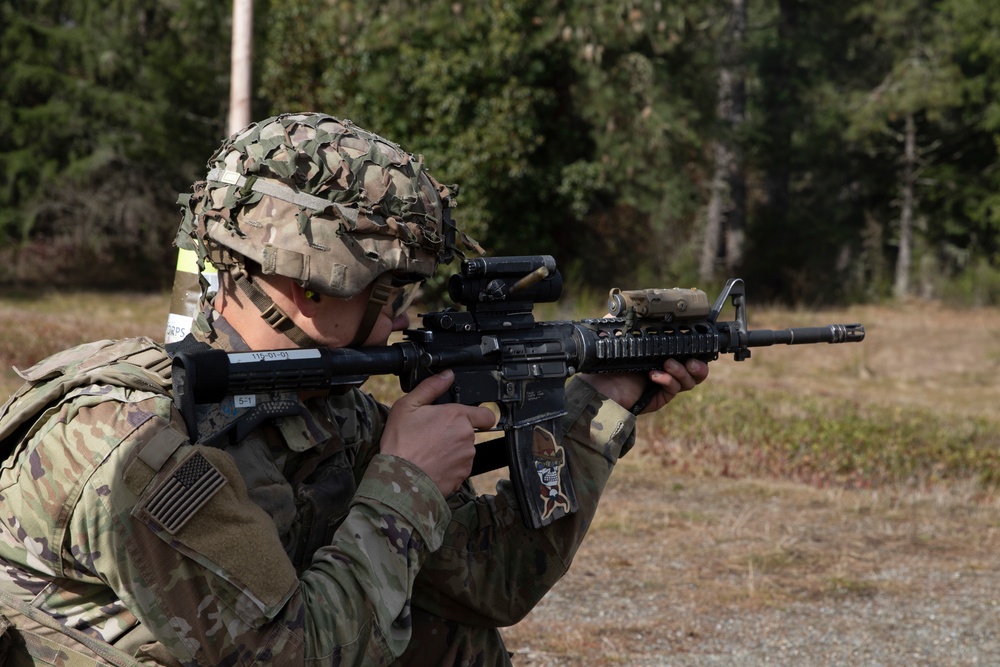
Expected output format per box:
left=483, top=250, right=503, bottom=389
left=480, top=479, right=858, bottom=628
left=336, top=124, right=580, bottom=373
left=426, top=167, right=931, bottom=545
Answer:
left=260, top=302, right=291, bottom=329
left=234, top=272, right=319, bottom=348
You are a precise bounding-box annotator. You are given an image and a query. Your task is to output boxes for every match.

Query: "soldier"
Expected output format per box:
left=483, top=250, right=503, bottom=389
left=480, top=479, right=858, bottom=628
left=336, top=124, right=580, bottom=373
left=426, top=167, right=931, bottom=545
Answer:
left=0, top=112, right=707, bottom=666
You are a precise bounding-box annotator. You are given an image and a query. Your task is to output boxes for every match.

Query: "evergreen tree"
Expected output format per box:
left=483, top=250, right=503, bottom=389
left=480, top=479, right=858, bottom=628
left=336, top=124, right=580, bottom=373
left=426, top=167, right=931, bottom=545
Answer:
left=0, top=0, right=229, bottom=287
left=842, top=0, right=964, bottom=300
left=259, top=0, right=718, bottom=287
left=557, top=0, right=718, bottom=285
left=929, top=0, right=1000, bottom=302
left=741, top=0, right=882, bottom=302
left=3, top=0, right=997, bottom=303
left=260, top=0, right=583, bottom=258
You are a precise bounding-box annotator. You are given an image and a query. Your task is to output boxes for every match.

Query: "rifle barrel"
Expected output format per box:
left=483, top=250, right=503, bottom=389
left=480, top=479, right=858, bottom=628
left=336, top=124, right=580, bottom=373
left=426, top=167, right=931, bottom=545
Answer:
left=746, top=323, right=865, bottom=347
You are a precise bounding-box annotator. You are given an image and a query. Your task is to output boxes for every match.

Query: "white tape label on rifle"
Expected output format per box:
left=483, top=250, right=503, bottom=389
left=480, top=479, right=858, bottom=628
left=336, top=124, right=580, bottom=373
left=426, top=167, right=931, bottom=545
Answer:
left=233, top=395, right=257, bottom=409
left=228, top=349, right=323, bottom=364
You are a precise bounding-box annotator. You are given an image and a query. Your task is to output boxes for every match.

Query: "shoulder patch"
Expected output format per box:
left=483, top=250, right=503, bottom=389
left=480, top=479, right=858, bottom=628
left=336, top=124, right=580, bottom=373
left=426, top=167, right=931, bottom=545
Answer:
left=143, top=450, right=227, bottom=534
left=130, top=445, right=298, bottom=619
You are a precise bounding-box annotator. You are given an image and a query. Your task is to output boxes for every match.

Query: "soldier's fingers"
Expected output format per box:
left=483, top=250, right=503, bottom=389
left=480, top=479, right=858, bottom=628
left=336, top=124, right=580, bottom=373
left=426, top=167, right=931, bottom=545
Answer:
left=399, top=370, right=455, bottom=408
left=464, top=406, right=498, bottom=431
left=686, top=359, right=710, bottom=384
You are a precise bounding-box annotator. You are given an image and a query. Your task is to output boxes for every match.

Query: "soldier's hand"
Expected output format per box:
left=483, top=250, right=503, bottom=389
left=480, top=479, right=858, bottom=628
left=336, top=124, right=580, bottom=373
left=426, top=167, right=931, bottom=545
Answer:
left=579, top=358, right=709, bottom=415
left=381, top=370, right=497, bottom=496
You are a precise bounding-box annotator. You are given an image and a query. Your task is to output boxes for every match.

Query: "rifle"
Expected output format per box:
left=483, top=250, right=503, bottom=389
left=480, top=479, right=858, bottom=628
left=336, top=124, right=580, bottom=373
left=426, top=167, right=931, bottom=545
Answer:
left=172, top=255, right=865, bottom=529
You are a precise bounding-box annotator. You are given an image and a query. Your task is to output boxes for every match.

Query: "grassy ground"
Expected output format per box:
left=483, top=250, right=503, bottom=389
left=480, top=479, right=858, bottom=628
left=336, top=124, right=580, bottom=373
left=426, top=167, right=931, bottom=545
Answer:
left=498, top=299, right=1000, bottom=665
left=0, top=290, right=170, bottom=392
left=2, top=290, right=999, bottom=664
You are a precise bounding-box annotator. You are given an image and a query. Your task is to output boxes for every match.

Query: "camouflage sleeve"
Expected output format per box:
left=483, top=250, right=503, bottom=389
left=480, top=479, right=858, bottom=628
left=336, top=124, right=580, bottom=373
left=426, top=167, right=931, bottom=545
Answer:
left=67, top=396, right=451, bottom=666
left=409, top=376, right=635, bottom=626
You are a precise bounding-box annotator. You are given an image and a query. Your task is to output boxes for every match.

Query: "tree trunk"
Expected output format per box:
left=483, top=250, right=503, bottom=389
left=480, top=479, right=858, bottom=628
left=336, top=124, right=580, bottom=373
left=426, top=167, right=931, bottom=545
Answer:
left=724, top=0, right=746, bottom=274
left=229, top=0, right=254, bottom=134
left=699, top=0, right=746, bottom=283
left=894, top=113, right=916, bottom=300
left=699, top=113, right=729, bottom=282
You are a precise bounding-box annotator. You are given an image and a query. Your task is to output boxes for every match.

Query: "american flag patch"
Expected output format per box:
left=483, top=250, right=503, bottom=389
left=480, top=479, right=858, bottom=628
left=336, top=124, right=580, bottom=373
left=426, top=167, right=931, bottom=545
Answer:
left=145, top=451, right=226, bottom=534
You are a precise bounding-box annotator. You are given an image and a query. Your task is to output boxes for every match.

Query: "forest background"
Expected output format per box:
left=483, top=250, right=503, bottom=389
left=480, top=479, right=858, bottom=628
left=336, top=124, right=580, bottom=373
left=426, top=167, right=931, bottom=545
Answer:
left=2, top=0, right=1000, bottom=307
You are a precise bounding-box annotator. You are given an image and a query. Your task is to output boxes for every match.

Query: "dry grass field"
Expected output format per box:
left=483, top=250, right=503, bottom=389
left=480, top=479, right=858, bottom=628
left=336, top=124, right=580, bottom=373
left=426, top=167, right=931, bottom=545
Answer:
left=0, top=290, right=170, bottom=394
left=501, top=299, right=1000, bottom=665
left=2, top=291, right=999, bottom=665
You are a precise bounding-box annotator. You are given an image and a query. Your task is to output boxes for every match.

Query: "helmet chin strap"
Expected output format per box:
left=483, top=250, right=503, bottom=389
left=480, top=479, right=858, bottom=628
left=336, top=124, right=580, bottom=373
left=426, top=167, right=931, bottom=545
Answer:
left=234, top=272, right=321, bottom=348
left=350, top=274, right=394, bottom=347
left=232, top=271, right=392, bottom=349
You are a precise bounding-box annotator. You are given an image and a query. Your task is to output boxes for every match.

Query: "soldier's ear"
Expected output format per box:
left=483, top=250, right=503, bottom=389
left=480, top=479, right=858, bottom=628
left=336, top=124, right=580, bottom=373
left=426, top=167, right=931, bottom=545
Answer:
left=289, top=282, right=321, bottom=318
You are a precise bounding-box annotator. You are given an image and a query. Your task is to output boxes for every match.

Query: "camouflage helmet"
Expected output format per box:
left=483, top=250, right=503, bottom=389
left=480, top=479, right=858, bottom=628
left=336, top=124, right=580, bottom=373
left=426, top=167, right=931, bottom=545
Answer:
left=177, top=112, right=480, bottom=296
left=175, top=112, right=481, bottom=344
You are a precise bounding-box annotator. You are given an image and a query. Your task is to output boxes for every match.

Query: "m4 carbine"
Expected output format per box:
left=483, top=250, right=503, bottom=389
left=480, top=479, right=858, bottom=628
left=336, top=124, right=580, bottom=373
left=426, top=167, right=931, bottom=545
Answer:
left=172, top=255, right=865, bottom=529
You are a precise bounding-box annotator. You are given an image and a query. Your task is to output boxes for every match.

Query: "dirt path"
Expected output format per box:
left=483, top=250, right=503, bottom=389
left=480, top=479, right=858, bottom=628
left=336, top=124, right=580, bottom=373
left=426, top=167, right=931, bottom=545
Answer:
left=498, top=464, right=1000, bottom=665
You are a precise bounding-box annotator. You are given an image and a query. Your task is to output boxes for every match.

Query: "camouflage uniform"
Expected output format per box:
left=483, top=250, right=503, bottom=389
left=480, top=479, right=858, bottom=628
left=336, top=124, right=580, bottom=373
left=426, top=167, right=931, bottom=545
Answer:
left=0, top=113, right=639, bottom=666
left=0, top=314, right=635, bottom=666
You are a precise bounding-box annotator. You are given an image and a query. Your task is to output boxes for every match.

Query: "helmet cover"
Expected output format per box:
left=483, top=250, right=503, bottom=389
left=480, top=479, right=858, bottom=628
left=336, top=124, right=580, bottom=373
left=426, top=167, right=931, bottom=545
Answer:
left=176, top=112, right=482, bottom=302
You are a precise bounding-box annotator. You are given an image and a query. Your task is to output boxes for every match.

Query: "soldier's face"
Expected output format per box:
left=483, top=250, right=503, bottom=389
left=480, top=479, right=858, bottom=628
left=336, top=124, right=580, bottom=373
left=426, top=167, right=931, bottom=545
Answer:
left=311, top=282, right=411, bottom=348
